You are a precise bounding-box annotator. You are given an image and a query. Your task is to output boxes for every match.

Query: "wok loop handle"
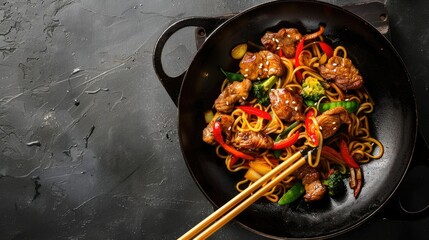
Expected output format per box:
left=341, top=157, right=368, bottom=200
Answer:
left=382, top=132, right=429, bottom=220
left=152, top=16, right=230, bottom=106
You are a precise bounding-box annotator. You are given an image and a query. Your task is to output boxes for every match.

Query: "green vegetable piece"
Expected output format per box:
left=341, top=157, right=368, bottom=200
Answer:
left=301, top=76, right=325, bottom=101
left=304, top=99, right=316, bottom=107
left=278, top=182, right=305, bottom=205
left=273, top=121, right=300, bottom=159
left=322, top=171, right=346, bottom=198
left=252, top=75, right=278, bottom=106
left=319, top=100, right=359, bottom=113
left=275, top=121, right=300, bottom=142
left=220, top=68, right=244, bottom=82
left=273, top=150, right=282, bottom=159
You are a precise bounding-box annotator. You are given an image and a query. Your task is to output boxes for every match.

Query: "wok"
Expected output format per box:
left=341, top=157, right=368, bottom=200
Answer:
left=153, top=0, right=420, bottom=238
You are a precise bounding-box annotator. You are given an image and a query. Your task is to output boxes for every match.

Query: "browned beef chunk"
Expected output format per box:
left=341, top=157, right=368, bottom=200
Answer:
left=232, top=131, right=274, bottom=149
left=214, top=79, right=252, bottom=113
left=295, top=164, right=326, bottom=202
left=316, top=106, right=351, bottom=139
left=239, top=50, right=284, bottom=81
left=303, top=181, right=327, bottom=202
left=269, top=88, right=305, bottom=122
left=261, top=28, right=302, bottom=58
left=202, top=115, right=234, bottom=145
left=320, top=56, right=363, bottom=91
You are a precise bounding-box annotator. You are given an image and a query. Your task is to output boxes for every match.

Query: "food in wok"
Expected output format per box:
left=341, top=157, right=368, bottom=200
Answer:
left=202, top=25, right=384, bottom=205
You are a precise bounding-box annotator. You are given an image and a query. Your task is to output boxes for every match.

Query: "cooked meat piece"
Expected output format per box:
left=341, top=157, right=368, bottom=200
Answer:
left=214, top=79, right=252, bottom=113
left=316, top=106, right=351, bottom=139
left=269, top=88, right=305, bottom=122
left=261, top=28, right=303, bottom=58
left=232, top=131, right=274, bottom=149
left=239, top=50, right=285, bottom=81
left=202, top=114, right=234, bottom=145
left=320, top=56, right=363, bottom=91
left=295, top=164, right=327, bottom=202
left=303, top=180, right=327, bottom=202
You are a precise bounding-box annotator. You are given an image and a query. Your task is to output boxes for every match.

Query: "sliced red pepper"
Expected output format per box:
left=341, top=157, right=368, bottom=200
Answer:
left=268, top=157, right=279, bottom=166
left=295, top=70, right=303, bottom=81
left=222, top=143, right=255, bottom=160
left=229, top=155, right=240, bottom=168
left=277, top=49, right=284, bottom=57
left=272, top=131, right=299, bottom=150
left=326, top=168, right=336, bottom=178
left=295, top=38, right=305, bottom=65
left=305, top=109, right=319, bottom=146
left=321, top=146, right=343, bottom=161
left=236, top=105, right=272, bottom=121
left=213, top=121, right=254, bottom=160
left=318, top=42, right=334, bottom=58
left=339, top=138, right=360, bottom=169
left=294, top=37, right=305, bottom=82
left=213, top=121, right=225, bottom=145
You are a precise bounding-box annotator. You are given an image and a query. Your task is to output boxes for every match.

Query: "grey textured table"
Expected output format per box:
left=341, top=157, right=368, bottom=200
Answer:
left=0, top=0, right=428, bottom=239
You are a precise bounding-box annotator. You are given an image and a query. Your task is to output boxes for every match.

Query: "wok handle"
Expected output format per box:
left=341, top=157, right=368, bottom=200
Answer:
left=382, top=131, right=429, bottom=220
left=152, top=16, right=230, bottom=106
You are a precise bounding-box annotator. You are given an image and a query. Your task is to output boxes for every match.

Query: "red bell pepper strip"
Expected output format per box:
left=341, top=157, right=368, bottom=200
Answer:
left=213, top=121, right=254, bottom=160
left=221, top=142, right=255, bottom=160
left=339, top=138, right=360, bottom=169
left=321, top=146, right=343, bottom=161
left=236, top=105, right=272, bottom=121
left=213, top=121, right=225, bottom=144
left=229, top=155, right=240, bottom=168
left=294, top=37, right=305, bottom=81
left=272, top=131, right=299, bottom=150
left=318, top=42, right=334, bottom=58
left=278, top=49, right=284, bottom=57
left=305, top=108, right=319, bottom=146
left=295, top=38, right=305, bottom=65
left=295, top=70, right=303, bottom=82
left=268, top=157, right=279, bottom=166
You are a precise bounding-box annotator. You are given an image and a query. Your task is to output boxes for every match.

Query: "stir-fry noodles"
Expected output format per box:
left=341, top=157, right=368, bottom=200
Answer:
left=202, top=25, right=383, bottom=204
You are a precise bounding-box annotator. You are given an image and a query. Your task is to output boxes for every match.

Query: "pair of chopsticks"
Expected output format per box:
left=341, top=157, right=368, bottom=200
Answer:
left=179, top=148, right=313, bottom=240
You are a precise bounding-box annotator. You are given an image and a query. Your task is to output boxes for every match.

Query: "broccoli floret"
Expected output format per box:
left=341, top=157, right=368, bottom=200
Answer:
left=252, top=75, right=278, bottom=106
left=322, top=171, right=346, bottom=198
left=301, top=76, right=325, bottom=101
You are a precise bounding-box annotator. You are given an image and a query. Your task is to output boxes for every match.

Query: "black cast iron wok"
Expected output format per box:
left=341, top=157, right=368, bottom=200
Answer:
left=153, top=0, right=419, bottom=238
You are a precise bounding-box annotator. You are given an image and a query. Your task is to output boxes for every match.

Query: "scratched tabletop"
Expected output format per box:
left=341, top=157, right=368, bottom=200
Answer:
left=0, top=0, right=428, bottom=239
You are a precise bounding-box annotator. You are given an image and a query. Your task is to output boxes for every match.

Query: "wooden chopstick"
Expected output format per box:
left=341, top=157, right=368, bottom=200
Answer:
left=194, top=157, right=307, bottom=239
left=179, top=149, right=311, bottom=240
